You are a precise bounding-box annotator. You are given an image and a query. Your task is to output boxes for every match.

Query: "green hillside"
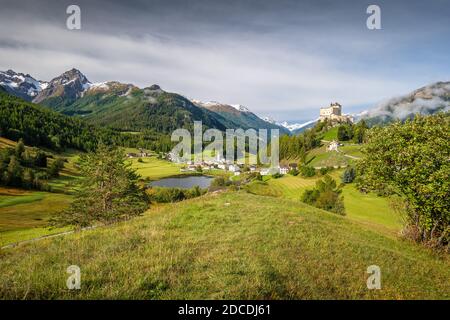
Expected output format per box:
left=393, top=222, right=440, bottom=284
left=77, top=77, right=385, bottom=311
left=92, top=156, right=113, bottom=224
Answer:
left=41, top=86, right=243, bottom=134
left=199, top=102, right=290, bottom=135
left=0, top=191, right=448, bottom=299
left=322, top=126, right=338, bottom=141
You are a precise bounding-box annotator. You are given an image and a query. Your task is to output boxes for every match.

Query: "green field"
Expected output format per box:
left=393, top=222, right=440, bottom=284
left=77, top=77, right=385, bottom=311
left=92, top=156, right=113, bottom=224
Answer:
left=0, top=191, right=45, bottom=208
left=246, top=171, right=400, bottom=235
left=0, top=191, right=448, bottom=299
left=322, top=126, right=338, bottom=141
left=339, top=144, right=364, bottom=158
left=129, top=156, right=183, bottom=180
left=305, top=143, right=362, bottom=168
left=0, top=188, right=73, bottom=246
left=47, top=152, right=83, bottom=194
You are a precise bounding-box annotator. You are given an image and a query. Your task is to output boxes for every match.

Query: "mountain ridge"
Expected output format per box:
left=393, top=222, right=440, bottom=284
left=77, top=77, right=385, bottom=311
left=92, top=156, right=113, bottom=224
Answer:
left=1, top=68, right=290, bottom=134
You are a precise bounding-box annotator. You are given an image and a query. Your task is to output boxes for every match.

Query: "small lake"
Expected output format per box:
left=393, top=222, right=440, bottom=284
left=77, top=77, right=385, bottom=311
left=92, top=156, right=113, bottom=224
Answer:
left=148, top=175, right=214, bottom=189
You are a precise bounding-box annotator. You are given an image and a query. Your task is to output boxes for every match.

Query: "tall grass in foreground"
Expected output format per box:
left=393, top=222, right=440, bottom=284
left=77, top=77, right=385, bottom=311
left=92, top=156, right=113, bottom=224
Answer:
left=0, top=192, right=448, bottom=299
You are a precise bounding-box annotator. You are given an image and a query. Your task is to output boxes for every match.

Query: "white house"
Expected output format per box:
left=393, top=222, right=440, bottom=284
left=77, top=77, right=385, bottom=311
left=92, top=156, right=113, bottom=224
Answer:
left=279, top=166, right=289, bottom=174
left=228, top=164, right=240, bottom=172
left=327, top=140, right=339, bottom=152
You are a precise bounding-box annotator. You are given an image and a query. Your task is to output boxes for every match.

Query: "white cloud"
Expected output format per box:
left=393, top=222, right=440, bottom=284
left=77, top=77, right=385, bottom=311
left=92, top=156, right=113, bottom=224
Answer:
left=0, top=6, right=447, bottom=120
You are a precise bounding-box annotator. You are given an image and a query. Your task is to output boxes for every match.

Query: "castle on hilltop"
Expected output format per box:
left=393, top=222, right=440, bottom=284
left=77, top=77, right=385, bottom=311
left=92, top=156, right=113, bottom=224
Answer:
left=319, top=102, right=353, bottom=123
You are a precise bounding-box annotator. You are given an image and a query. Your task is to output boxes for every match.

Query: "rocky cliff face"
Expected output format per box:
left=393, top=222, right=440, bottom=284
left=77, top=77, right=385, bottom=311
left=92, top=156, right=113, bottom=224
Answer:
left=33, top=68, right=91, bottom=104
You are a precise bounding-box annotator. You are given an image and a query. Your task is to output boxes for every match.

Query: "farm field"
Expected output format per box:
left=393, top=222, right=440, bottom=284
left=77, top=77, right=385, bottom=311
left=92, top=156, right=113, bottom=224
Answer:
left=0, top=191, right=448, bottom=299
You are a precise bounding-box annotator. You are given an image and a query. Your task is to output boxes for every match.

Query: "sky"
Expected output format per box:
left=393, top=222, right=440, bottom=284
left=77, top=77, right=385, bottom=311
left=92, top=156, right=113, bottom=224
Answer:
left=0, top=0, right=449, bottom=121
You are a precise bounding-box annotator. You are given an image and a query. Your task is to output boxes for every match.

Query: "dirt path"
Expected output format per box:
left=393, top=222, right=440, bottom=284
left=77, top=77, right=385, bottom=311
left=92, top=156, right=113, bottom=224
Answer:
left=343, top=154, right=360, bottom=160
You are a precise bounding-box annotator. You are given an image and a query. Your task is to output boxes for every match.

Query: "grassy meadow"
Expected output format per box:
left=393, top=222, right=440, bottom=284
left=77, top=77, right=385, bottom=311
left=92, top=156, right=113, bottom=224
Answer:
left=129, top=156, right=183, bottom=180
left=0, top=191, right=448, bottom=299
left=0, top=138, right=77, bottom=246
left=0, top=187, right=72, bottom=246
left=0, top=136, right=448, bottom=300
left=321, top=126, right=338, bottom=141
left=246, top=171, right=400, bottom=236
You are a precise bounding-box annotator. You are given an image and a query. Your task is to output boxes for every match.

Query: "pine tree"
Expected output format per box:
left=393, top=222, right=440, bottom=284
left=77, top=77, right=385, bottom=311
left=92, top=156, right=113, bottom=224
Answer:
left=6, top=156, right=22, bottom=186
left=341, top=167, right=356, bottom=183
left=53, top=144, right=149, bottom=229
left=15, top=139, right=25, bottom=159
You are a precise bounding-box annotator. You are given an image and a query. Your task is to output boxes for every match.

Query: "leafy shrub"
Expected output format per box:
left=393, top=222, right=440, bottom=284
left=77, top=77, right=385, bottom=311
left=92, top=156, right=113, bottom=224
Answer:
left=301, top=175, right=345, bottom=215
left=148, top=185, right=206, bottom=203
left=358, top=114, right=450, bottom=249
left=300, top=165, right=316, bottom=177
left=150, top=187, right=186, bottom=203
left=211, top=176, right=228, bottom=187
left=319, top=166, right=334, bottom=176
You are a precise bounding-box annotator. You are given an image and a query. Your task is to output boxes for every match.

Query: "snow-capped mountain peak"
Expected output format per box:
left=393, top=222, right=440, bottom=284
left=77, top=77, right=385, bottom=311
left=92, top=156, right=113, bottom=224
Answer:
left=262, top=116, right=276, bottom=124
left=231, top=104, right=250, bottom=112
left=262, top=116, right=319, bottom=132
left=49, top=68, right=91, bottom=88
left=0, top=69, right=48, bottom=100
left=33, top=68, right=92, bottom=103
left=192, top=100, right=252, bottom=113
left=280, top=119, right=319, bottom=132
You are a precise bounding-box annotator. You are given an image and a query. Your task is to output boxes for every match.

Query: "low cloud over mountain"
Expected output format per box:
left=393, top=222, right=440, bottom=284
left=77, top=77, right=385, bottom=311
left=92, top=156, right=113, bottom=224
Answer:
left=361, top=81, right=450, bottom=124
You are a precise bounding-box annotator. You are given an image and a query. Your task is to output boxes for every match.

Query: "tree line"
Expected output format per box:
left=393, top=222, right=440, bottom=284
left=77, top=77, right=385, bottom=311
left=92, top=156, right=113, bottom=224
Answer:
left=0, top=139, right=64, bottom=190
left=0, top=88, right=175, bottom=153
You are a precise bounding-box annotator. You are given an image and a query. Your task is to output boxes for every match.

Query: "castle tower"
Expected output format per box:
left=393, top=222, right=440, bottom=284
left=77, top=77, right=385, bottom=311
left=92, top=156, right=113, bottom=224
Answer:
left=319, top=102, right=351, bottom=123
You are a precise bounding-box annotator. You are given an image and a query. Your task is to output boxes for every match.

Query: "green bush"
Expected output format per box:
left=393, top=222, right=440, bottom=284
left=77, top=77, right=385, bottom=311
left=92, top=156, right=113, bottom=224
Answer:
left=358, top=113, right=449, bottom=248
left=149, top=185, right=206, bottom=203
left=301, top=175, right=345, bottom=215
left=319, top=166, right=334, bottom=176
left=211, top=176, right=228, bottom=187
left=300, top=165, right=316, bottom=177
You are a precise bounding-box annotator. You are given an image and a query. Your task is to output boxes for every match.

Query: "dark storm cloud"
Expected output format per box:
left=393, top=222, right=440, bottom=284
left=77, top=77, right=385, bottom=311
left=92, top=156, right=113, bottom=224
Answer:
left=0, top=0, right=449, bottom=119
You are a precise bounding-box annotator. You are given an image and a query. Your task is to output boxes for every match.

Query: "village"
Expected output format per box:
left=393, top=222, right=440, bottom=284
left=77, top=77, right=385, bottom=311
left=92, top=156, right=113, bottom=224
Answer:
left=167, top=152, right=299, bottom=176
left=127, top=102, right=353, bottom=176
